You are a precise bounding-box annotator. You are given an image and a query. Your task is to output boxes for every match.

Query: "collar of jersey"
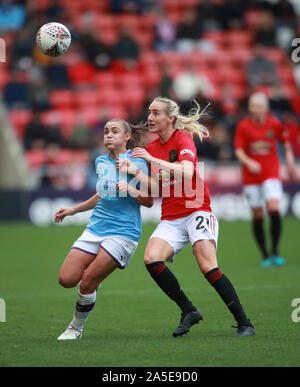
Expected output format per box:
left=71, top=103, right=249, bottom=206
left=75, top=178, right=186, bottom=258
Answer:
left=108, top=149, right=131, bottom=162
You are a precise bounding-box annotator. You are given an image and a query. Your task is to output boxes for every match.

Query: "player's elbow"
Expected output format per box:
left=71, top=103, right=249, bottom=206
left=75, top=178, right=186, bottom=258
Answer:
left=183, top=167, right=194, bottom=181
left=235, top=148, right=243, bottom=161
left=142, top=197, right=154, bottom=208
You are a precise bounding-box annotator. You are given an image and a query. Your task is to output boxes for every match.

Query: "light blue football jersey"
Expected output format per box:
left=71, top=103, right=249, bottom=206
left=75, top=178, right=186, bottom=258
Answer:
left=86, top=150, right=149, bottom=242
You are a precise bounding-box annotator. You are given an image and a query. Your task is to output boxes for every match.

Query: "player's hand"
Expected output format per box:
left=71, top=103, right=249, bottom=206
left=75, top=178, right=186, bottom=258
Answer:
left=54, top=207, right=75, bottom=223
left=131, top=147, right=153, bottom=163
left=247, top=159, right=261, bottom=175
left=116, top=180, right=129, bottom=193
left=286, top=165, right=297, bottom=182
left=116, top=158, right=137, bottom=175
left=116, top=180, right=138, bottom=197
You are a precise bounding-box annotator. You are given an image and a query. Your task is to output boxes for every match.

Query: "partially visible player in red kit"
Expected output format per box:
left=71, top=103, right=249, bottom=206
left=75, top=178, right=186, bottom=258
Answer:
left=117, top=97, right=255, bottom=337
left=234, top=92, right=296, bottom=267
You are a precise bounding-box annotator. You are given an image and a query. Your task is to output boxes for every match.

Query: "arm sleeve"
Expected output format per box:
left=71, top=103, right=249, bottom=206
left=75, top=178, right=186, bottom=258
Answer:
left=234, top=122, right=246, bottom=151
left=275, top=119, right=290, bottom=144
left=177, top=136, right=197, bottom=163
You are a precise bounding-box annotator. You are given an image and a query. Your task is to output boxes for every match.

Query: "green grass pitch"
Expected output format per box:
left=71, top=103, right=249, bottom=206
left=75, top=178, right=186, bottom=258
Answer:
left=0, top=218, right=299, bottom=367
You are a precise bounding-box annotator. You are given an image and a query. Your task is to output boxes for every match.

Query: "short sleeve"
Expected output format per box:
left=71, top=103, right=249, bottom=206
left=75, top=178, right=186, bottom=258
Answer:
left=177, top=136, right=197, bottom=163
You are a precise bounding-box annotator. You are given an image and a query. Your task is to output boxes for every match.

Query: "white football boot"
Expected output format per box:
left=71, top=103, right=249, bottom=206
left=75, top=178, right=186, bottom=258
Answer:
left=57, top=325, right=82, bottom=340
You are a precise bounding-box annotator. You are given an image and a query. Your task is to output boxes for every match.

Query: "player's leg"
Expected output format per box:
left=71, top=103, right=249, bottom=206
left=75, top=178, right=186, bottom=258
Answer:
left=251, top=207, right=270, bottom=266
left=58, top=248, right=118, bottom=340
left=145, top=237, right=197, bottom=313
left=58, top=247, right=96, bottom=288
left=187, top=211, right=254, bottom=337
left=144, top=223, right=202, bottom=337
left=193, top=239, right=255, bottom=337
left=244, top=184, right=269, bottom=265
left=264, top=179, right=285, bottom=266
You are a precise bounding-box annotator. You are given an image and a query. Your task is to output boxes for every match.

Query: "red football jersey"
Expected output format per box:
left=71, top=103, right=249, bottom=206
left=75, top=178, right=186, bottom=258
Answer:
left=146, top=129, right=211, bottom=220
left=234, top=114, right=290, bottom=185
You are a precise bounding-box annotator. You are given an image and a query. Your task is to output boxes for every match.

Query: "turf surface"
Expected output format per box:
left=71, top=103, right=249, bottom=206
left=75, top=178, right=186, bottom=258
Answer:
left=0, top=218, right=299, bottom=367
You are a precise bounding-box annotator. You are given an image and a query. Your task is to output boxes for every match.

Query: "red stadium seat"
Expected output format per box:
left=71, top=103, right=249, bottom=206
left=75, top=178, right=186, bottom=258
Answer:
left=9, top=110, right=32, bottom=140
left=68, top=62, right=96, bottom=85
left=41, top=109, right=77, bottom=139
left=49, top=90, right=74, bottom=110
left=49, top=149, right=73, bottom=165
left=215, top=67, right=246, bottom=86
left=121, top=88, right=146, bottom=108
left=140, top=51, right=161, bottom=68
left=135, top=32, right=154, bottom=50
left=0, top=71, right=10, bottom=89
left=25, top=149, right=47, bottom=169
left=94, top=14, right=117, bottom=31
left=143, top=67, right=163, bottom=88
left=116, top=73, right=144, bottom=89
left=110, top=105, right=128, bottom=120
left=71, top=149, right=90, bottom=163
left=184, top=52, right=207, bottom=70
left=117, top=14, right=140, bottom=30
left=205, top=49, right=235, bottom=68
left=160, top=51, right=184, bottom=67
left=94, top=72, right=116, bottom=89
left=202, top=31, right=223, bottom=48
left=230, top=48, right=253, bottom=67
left=264, top=48, right=287, bottom=66
left=73, top=90, right=101, bottom=108
left=80, top=108, right=100, bottom=127
left=224, top=30, right=254, bottom=47
left=98, top=88, right=126, bottom=105
left=278, top=66, right=296, bottom=86
left=98, top=29, right=119, bottom=45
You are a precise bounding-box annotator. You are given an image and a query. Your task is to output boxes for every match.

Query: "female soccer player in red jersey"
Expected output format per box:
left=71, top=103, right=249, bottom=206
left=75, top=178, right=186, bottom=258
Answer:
left=234, top=93, right=296, bottom=267
left=117, top=97, right=255, bottom=337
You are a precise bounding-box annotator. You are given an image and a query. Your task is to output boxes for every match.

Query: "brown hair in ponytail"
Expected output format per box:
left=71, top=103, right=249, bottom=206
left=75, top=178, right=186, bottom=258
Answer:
left=108, top=119, right=149, bottom=149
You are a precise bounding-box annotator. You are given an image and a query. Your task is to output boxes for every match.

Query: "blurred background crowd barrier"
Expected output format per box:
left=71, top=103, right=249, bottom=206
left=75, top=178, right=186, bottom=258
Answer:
left=0, top=0, right=300, bottom=224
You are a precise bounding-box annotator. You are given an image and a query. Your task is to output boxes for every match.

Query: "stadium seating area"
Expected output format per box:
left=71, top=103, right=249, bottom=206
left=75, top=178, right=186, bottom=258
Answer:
left=1, top=0, right=300, bottom=189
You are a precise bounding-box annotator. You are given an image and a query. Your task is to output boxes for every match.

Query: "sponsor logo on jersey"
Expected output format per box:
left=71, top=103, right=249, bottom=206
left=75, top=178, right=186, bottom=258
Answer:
left=180, top=149, right=195, bottom=158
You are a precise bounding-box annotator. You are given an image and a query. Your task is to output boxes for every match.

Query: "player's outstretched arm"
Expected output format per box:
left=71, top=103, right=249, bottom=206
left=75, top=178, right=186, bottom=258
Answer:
left=54, top=193, right=99, bottom=223
left=131, top=147, right=194, bottom=180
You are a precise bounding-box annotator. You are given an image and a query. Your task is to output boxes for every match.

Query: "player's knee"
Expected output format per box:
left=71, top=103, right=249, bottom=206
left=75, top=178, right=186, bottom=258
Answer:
left=58, top=274, right=77, bottom=288
left=80, top=273, right=98, bottom=294
left=200, top=263, right=217, bottom=275
left=252, top=208, right=264, bottom=221
left=144, top=252, right=159, bottom=265
left=58, top=273, right=79, bottom=288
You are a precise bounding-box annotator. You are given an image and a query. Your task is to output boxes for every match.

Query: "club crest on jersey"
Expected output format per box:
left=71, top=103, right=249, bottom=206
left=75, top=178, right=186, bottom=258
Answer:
left=267, top=130, right=274, bottom=139
left=169, top=149, right=178, bottom=162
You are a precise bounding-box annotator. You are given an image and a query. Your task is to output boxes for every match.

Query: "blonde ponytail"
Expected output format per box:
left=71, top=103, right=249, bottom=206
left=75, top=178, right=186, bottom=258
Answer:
left=152, top=97, right=210, bottom=142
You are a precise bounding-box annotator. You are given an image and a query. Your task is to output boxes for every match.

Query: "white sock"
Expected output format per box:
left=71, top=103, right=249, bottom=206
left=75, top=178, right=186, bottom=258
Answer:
left=70, top=290, right=96, bottom=332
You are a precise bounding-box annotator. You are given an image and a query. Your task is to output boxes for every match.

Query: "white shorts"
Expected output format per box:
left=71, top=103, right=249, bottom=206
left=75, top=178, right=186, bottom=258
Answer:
left=244, top=178, right=282, bottom=208
left=72, top=230, right=138, bottom=269
left=149, top=211, right=219, bottom=262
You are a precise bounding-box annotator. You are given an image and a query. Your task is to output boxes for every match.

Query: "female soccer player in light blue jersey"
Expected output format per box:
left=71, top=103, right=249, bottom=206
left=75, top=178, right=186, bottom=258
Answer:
left=55, top=119, right=153, bottom=340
